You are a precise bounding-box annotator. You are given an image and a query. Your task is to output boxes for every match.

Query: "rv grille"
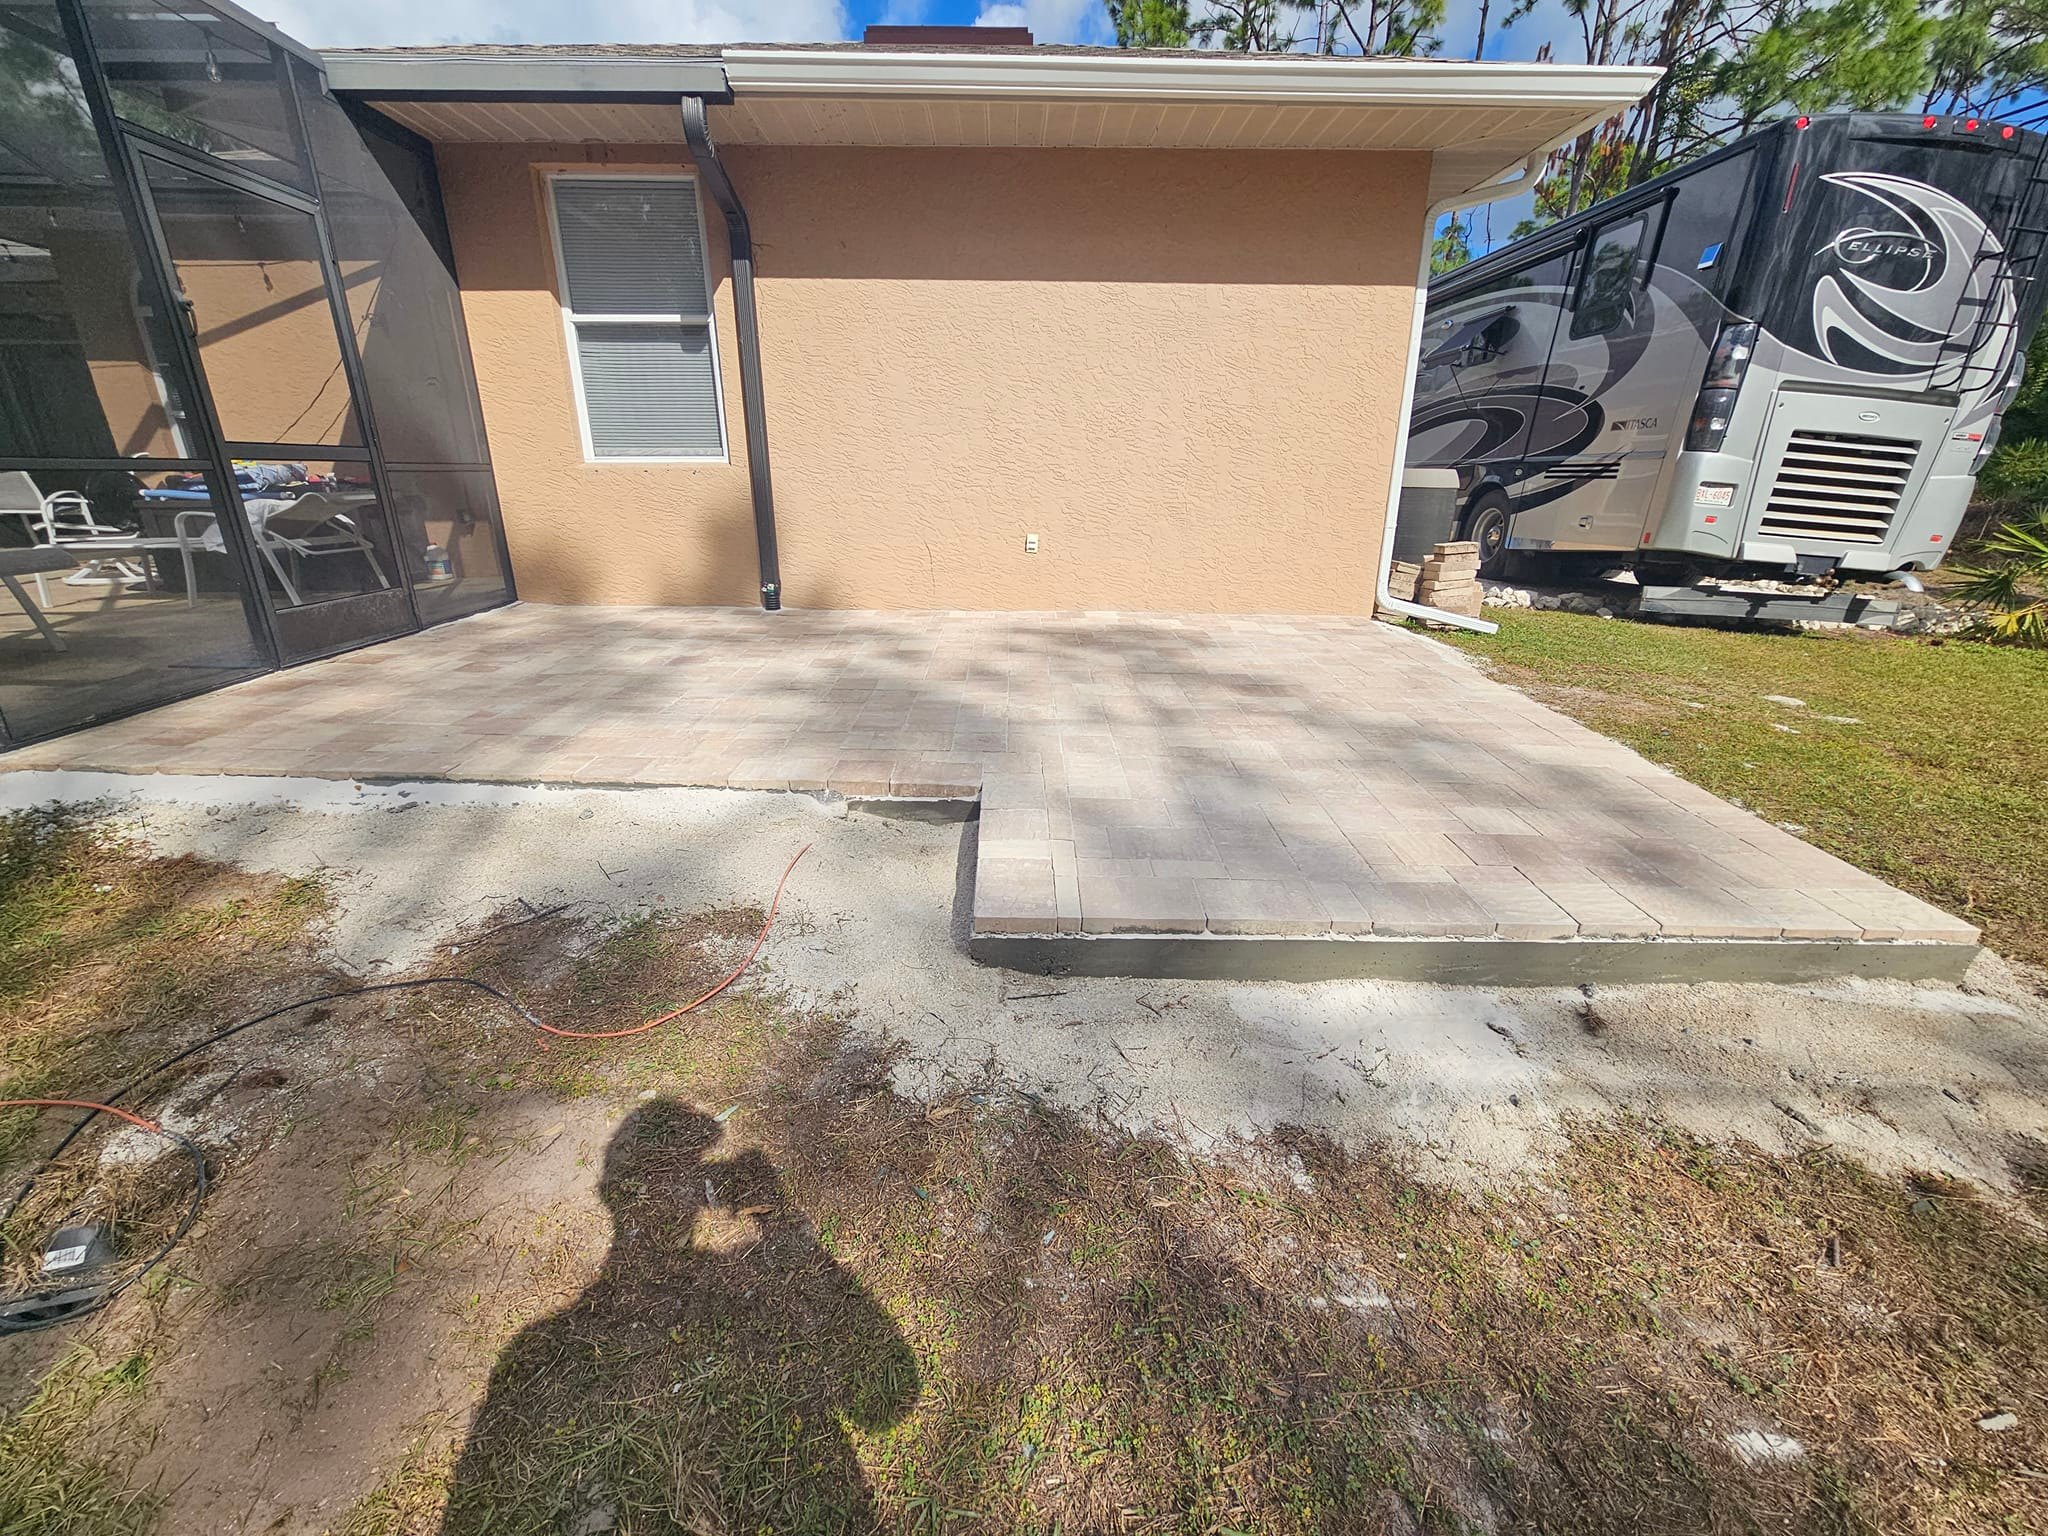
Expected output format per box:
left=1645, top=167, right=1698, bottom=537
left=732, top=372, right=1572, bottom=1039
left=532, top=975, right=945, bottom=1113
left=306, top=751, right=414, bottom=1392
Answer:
left=1757, top=430, right=1919, bottom=545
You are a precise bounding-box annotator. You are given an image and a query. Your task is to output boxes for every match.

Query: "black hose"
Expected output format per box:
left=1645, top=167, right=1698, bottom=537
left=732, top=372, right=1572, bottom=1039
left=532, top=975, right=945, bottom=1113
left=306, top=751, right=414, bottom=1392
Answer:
left=0, top=976, right=539, bottom=1333
left=0, top=1126, right=206, bottom=1335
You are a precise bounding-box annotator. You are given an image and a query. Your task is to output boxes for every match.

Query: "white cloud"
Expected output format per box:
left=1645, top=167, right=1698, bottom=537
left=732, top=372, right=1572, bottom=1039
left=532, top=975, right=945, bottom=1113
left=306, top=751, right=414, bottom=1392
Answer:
left=972, top=0, right=1113, bottom=46
left=251, top=0, right=851, bottom=48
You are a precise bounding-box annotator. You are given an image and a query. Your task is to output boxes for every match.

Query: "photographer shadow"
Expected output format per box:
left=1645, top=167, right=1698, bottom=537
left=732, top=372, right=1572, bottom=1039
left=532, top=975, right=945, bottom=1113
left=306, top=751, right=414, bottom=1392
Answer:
left=439, top=1100, right=918, bottom=1533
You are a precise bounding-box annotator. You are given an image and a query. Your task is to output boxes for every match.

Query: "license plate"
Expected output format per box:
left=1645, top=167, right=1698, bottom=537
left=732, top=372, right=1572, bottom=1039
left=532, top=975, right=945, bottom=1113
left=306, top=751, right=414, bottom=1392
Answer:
left=1694, top=483, right=1736, bottom=508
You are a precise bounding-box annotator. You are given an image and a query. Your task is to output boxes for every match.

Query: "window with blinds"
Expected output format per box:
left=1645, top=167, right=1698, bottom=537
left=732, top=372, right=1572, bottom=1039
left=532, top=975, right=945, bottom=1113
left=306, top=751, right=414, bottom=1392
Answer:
left=548, top=175, right=727, bottom=460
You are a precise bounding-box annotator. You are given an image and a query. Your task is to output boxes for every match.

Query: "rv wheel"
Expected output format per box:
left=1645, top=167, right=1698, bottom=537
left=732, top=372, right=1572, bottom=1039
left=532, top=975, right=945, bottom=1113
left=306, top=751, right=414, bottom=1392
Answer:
left=1462, top=493, right=1514, bottom=578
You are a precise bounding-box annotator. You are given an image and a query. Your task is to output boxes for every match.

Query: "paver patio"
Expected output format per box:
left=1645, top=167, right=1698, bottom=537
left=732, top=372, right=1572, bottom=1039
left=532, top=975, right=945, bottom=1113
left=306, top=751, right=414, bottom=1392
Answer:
left=1, top=604, right=1979, bottom=980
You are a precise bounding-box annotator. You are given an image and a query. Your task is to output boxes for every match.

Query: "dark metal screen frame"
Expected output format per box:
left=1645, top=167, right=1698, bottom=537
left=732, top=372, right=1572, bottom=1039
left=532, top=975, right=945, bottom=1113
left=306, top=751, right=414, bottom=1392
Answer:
left=2, top=0, right=513, bottom=745
left=52, top=0, right=280, bottom=668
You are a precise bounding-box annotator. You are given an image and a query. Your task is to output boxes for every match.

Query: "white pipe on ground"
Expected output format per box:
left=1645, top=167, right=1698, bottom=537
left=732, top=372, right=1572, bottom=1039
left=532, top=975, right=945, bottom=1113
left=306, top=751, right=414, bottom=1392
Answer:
left=1372, top=152, right=1552, bottom=636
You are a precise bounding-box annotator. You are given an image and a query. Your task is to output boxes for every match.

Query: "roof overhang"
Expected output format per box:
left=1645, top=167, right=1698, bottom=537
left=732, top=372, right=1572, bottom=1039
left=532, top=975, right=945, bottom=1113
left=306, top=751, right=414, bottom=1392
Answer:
left=321, top=51, right=729, bottom=102
left=330, top=47, right=1659, bottom=203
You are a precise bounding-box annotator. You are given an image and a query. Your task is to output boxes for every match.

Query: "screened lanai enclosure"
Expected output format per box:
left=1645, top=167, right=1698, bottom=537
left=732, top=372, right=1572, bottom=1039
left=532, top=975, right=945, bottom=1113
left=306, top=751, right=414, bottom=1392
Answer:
left=0, top=0, right=509, bottom=746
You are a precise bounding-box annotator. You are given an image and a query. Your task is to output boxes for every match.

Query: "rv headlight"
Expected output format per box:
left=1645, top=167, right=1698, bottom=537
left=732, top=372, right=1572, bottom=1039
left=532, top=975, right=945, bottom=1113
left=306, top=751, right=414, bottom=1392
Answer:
left=1702, top=321, right=1758, bottom=391
left=1973, top=420, right=2002, bottom=474
left=1686, top=388, right=1740, bottom=453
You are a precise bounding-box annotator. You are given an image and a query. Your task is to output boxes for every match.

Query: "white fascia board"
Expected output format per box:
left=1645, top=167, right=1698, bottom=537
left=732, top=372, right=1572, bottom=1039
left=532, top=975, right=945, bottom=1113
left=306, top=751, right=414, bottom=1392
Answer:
left=720, top=49, right=1662, bottom=113
left=321, top=51, right=730, bottom=99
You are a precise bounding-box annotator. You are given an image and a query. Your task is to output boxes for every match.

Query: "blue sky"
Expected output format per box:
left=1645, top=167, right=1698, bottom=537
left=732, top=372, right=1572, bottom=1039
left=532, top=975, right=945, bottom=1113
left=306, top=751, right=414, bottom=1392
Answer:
left=255, top=0, right=1554, bottom=58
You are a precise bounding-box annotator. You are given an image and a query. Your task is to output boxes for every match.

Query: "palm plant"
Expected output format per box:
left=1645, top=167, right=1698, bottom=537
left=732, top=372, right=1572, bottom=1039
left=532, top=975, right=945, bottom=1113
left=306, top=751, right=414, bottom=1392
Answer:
left=1948, top=511, right=2048, bottom=644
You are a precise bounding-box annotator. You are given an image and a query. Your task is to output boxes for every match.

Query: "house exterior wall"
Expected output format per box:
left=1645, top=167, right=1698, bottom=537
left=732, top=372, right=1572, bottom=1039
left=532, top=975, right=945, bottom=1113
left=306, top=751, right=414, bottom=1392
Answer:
left=435, top=140, right=1428, bottom=613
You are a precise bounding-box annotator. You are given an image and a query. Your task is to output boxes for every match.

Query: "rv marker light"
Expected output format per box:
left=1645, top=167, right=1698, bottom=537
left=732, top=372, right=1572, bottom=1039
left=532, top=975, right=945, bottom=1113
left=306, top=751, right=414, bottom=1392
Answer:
left=1795, top=116, right=1809, bottom=130
left=1924, top=116, right=1939, bottom=129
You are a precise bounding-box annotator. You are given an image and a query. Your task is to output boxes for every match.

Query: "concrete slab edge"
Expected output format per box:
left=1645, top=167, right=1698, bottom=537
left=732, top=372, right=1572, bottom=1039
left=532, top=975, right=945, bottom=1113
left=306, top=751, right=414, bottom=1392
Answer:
left=969, top=932, right=1979, bottom=986
left=844, top=796, right=979, bottom=823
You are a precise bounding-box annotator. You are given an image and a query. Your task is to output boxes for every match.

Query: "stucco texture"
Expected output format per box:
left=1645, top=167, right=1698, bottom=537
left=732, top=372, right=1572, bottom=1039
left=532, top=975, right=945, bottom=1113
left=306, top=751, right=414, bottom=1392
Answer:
left=436, top=141, right=1427, bottom=613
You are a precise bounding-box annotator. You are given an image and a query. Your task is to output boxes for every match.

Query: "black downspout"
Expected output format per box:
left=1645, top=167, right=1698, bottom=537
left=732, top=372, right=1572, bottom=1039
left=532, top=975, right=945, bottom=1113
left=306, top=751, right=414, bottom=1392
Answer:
left=681, top=95, right=782, bottom=611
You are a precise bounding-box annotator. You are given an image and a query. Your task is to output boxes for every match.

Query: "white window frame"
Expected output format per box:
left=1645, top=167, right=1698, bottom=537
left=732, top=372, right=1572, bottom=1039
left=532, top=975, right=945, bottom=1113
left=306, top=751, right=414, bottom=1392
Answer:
left=544, top=171, right=730, bottom=465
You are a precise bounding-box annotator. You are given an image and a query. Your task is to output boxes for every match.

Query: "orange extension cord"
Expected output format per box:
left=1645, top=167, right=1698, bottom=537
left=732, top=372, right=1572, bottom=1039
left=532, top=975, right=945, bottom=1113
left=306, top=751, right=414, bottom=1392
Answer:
left=528, top=841, right=813, bottom=1041
left=0, top=1099, right=166, bottom=1133
left=0, top=843, right=814, bottom=1331
left=2, top=841, right=814, bottom=1115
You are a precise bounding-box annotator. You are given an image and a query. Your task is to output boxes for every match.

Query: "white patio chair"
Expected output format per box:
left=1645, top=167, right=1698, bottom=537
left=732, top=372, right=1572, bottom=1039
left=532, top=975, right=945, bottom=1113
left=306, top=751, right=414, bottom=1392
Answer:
left=0, top=546, right=79, bottom=652
left=250, top=490, right=392, bottom=605
left=0, top=471, right=70, bottom=604
left=0, top=470, right=188, bottom=597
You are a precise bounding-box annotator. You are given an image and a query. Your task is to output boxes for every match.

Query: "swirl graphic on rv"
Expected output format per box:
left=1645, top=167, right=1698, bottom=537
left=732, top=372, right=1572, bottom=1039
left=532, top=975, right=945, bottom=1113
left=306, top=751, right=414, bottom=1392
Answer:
left=1806, top=171, right=2012, bottom=383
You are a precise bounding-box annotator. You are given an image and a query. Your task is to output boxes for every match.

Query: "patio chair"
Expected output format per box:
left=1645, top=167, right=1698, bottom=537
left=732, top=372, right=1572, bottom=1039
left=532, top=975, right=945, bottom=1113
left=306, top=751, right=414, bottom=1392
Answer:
left=0, top=469, right=188, bottom=597
left=245, top=490, right=392, bottom=605
left=0, top=546, right=79, bottom=652
left=0, top=471, right=78, bottom=605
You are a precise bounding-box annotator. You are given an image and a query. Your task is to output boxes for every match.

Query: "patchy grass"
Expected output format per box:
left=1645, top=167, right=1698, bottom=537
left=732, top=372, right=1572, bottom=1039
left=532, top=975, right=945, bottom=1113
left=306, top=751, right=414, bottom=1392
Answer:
left=0, top=1347, right=158, bottom=1536
left=3, top=813, right=2044, bottom=1535
left=1439, top=611, right=2048, bottom=966
left=0, top=809, right=334, bottom=1315
left=343, top=1082, right=2048, bottom=1536
left=0, top=808, right=330, bottom=1160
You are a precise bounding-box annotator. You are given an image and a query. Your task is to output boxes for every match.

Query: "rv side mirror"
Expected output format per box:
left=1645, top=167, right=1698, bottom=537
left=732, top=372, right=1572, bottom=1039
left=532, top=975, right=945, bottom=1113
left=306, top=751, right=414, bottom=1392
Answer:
left=1477, top=313, right=1519, bottom=357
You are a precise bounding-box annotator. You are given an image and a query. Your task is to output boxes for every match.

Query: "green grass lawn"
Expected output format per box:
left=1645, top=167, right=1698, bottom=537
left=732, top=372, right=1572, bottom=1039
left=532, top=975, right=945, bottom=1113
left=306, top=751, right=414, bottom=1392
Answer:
left=1441, top=612, right=2048, bottom=967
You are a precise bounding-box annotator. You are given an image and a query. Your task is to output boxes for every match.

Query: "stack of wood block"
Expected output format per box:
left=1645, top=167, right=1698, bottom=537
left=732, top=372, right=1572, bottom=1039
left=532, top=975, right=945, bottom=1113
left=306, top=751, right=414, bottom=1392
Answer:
left=1384, top=558, right=1423, bottom=604
left=1416, top=540, right=1482, bottom=617
left=1374, top=540, right=1484, bottom=623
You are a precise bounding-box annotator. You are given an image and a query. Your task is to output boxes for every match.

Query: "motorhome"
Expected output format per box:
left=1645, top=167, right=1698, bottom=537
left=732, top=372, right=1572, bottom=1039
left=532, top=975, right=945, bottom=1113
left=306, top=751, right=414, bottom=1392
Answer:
left=1408, top=112, right=2048, bottom=610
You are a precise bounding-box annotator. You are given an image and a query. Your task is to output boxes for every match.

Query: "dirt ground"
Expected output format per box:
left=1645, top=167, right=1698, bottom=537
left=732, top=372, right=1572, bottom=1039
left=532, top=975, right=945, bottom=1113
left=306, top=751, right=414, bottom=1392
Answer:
left=7, top=770, right=2043, bottom=1194
left=1, top=775, right=2046, bottom=1534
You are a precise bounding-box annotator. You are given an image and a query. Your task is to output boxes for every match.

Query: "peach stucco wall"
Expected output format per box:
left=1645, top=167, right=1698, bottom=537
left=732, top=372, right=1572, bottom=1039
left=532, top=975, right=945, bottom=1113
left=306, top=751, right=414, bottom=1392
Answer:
left=436, top=141, right=1428, bottom=613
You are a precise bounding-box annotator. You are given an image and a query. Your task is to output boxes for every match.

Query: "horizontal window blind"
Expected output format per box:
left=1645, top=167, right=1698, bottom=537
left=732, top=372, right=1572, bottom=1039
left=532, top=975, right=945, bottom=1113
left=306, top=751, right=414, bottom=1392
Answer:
left=574, top=324, right=723, bottom=459
left=550, top=176, right=725, bottom=460
left=552, top=179, right=710, bottom=316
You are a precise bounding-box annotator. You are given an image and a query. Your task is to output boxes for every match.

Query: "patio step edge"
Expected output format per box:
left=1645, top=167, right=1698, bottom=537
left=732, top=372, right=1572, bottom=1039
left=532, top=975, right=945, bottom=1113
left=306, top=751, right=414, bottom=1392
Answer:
left=969, top=932, right=1978, bottom=986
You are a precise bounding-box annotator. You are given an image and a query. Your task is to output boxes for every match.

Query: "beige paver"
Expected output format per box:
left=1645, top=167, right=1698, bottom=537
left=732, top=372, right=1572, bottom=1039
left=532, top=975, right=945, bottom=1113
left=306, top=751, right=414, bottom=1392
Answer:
left=1, top=604, right=1976, bottom=960
left=1352, top=878, right=1495, bottom=938
left=972, top=856, right=1058, bottom=935
left=1198, top=877, right=1331, bottom=935
left=1049, top=839, right=1083, bottom=935
left=1450, top=868, right=1579, bottom=940
left=1080, top=874, right=1205, bottom=935
left=1542, top=879, right=1663, bottom=939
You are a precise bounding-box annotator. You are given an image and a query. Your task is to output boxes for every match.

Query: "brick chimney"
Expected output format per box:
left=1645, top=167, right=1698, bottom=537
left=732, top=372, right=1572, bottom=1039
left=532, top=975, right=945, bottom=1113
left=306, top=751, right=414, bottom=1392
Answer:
left=861, top=25, right=1035, bottom=46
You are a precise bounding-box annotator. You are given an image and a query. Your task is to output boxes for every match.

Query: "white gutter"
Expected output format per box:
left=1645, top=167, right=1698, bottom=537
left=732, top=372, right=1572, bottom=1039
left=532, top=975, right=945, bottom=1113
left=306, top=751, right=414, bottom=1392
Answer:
left=1373, top=179, right=1508, bottom=635
left=720, top=49, right=1665, bottom=110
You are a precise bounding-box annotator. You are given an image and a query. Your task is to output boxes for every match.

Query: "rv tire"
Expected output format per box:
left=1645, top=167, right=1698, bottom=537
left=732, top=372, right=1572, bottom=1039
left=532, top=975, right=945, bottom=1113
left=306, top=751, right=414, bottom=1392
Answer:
left=1462, top=492, right=1515, bottom=579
